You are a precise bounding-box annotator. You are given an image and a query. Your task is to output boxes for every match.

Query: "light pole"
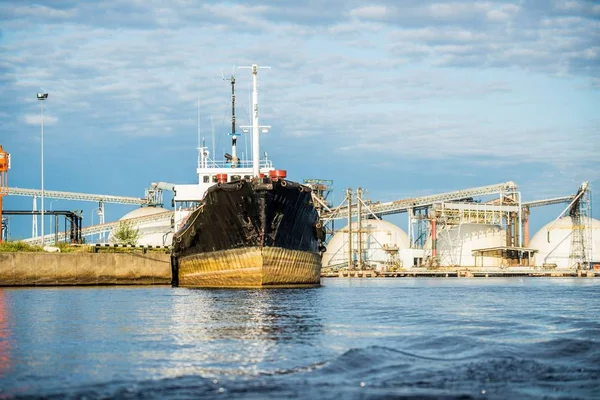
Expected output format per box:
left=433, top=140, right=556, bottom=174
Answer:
left=37, top=92, right=48, bottom=245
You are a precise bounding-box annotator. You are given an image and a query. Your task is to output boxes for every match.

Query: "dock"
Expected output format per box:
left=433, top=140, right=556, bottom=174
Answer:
left=322, top=268, right=599, bottom=278
left=0, top=251, right=171, bottom=286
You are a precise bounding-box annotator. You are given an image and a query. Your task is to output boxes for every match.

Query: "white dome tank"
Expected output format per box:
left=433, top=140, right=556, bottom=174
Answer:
left=323, top=219, right=410, bottom=270
left=529, top=216, right=600, bottom=269
left=424, top=223, right=505, bottom=267
left=109, top=206, right=172, bottom=246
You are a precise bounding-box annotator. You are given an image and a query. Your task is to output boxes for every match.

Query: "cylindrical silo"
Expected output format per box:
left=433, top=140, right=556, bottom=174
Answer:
left=529, top=216, right=600, bottom=269
left=323, top=219, right=410, bottom=270
left=109, top=207, right=172, bottom=246
left=424, top=223, right=505, bottom=267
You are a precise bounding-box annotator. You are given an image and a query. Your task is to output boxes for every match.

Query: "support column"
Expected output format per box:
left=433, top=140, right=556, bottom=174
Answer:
left=431, top=218, right=437, bottom=259
left=98, top=201, right=105, bottom=242
left=357, top=187, right=363, bottom=270
left=32, top=196, right=38, bottom=239
left=0, top=195, right=3, bottom=243
left=512, top=212, right=519, bottom=248
left=54, top=214, right=59, bottom=244
left=506, top=213, right=512, bottom=247
left=346, top=188, right=353, bottom=270
left=408, top=207, right=413, bottom=248
left=523, top=206, right=530, bottom=247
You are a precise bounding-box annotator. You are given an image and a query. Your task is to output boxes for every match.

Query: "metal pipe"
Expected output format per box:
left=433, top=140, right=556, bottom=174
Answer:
left=506, top=214, right=512, bottom=247
left=431, top=218, right=437, bottom=258
left=347, top=188, right=352, bottom=270
left=408, top=207, right=413, bottom=248
left=523, top=206, right=530, bottom=247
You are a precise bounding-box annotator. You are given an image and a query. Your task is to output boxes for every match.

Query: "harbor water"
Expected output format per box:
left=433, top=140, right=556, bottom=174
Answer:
left=1, top=278, right=599, bottom=399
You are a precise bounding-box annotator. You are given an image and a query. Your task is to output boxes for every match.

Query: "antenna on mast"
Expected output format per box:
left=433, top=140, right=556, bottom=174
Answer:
left=223, top=66, right=239, bottom=168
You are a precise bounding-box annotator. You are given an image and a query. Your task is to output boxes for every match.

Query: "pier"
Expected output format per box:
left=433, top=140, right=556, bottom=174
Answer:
left=322, top=268, right=598, bottom=278
left=0, top=251, right=171, bottom=286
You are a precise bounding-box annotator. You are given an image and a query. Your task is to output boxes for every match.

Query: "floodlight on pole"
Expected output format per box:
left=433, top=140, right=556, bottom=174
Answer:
left=37, top=92, right=48, bottom=244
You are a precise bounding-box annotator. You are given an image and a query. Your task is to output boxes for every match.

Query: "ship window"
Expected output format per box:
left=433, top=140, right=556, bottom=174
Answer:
left=231, top=175, right=241, bottom=182
left=212, top=175, right=218, bottom=183
left=203, top=175, right=210, bottom=183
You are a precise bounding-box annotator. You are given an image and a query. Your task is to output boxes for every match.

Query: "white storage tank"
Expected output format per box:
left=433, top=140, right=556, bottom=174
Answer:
left=109, top=206, right=172, bottom=246
left=529, top=216, right=600, bottom=269
left=323, top=219, right=410, bottom=270
left=424, top=223, right=506, bottom=267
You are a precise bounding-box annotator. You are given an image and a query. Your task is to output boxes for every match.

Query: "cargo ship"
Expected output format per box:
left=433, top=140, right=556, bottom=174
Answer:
left=170, top=65, right=325, bottom=287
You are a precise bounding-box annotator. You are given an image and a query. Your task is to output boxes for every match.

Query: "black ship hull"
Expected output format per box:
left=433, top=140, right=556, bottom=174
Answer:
left=171, top=178, right=325, bottom=287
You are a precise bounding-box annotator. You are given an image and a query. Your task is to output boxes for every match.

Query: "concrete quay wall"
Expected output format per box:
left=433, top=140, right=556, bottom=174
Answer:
left=0, top=252, right=172, bottom=286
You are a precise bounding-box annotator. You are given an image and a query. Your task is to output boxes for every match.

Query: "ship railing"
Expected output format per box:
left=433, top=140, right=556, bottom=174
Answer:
left=201, top=159, right=273, bottom=169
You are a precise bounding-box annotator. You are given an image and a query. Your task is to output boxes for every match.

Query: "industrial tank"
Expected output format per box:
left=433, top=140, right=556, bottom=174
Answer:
left=529, top=216, right=600, bottom=269
left=424, top=223, right=505, bottom=267
left=109, top=206, right=172, bottom=246
left=323, top=219, right=410, bottom=270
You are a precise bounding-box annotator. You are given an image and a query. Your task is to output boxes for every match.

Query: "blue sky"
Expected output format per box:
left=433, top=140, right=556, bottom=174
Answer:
left=0, top=0, right=599, bottom=240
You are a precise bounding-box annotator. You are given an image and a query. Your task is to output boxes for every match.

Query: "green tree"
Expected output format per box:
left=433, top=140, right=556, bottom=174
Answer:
left=112, top=221, right=140, bottom=245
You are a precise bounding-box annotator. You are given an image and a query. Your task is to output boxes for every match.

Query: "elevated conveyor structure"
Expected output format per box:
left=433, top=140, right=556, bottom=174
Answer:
left=321, top=181, right=518, bottom=222
left=3, top=187, right=155, bottom=205
left=522, top=196, right=576, bottom=208
left=521, top=195, right=578, bottom=247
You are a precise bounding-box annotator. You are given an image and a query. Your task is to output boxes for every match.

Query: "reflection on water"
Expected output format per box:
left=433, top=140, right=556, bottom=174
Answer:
left=0, top=279, right=599, bottom=399
left=0, top=291, right=11, bottom=376
left=166, top=288, right=325, bottom=377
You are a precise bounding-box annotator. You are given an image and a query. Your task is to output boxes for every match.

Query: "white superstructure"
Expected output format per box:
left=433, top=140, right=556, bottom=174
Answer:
left=172, top=64, right=275, bottom=232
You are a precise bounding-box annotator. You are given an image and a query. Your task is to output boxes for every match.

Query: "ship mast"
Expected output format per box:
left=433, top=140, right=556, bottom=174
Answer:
left=251, top=65, right=259, bottom=177
left=224, top=73, right=239, bottom=168
left=240, top=64, right=270, bottom=177
left=230, top=75, right=239, bottom=167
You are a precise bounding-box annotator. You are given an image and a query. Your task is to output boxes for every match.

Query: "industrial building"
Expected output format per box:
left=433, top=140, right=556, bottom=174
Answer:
left=319, top=181, right=596, bottom=272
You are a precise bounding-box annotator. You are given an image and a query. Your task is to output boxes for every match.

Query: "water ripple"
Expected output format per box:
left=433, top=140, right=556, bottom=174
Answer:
left=1, top=278, right=599, bottom=399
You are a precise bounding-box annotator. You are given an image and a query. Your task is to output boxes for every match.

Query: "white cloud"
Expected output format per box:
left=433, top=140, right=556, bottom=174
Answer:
left=348, top=5, right=390, bottom=20
left=486, top=10, right=510, bottom=22
left=23, top=114, right=58, bottom=126
left=9, top=4, right=77, bottom=19
left=428, top=2, right=491, bottom=19
left=0, top=0, right=597, bottom=198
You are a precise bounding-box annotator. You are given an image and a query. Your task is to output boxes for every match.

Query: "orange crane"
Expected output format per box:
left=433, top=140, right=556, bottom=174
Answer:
left=0, top=145, right=9, bottom=243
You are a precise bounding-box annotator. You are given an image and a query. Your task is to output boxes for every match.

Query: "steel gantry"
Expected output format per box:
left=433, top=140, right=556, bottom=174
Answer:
left=2, top=185, right=164, bottom=243
left=22, top=209, right=174, bottom=245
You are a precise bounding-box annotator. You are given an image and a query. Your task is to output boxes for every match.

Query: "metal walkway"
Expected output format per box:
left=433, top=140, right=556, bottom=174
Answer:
left=321, top=181, right=518, bottom=221
left=3, top=187, right=152, bottom=205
